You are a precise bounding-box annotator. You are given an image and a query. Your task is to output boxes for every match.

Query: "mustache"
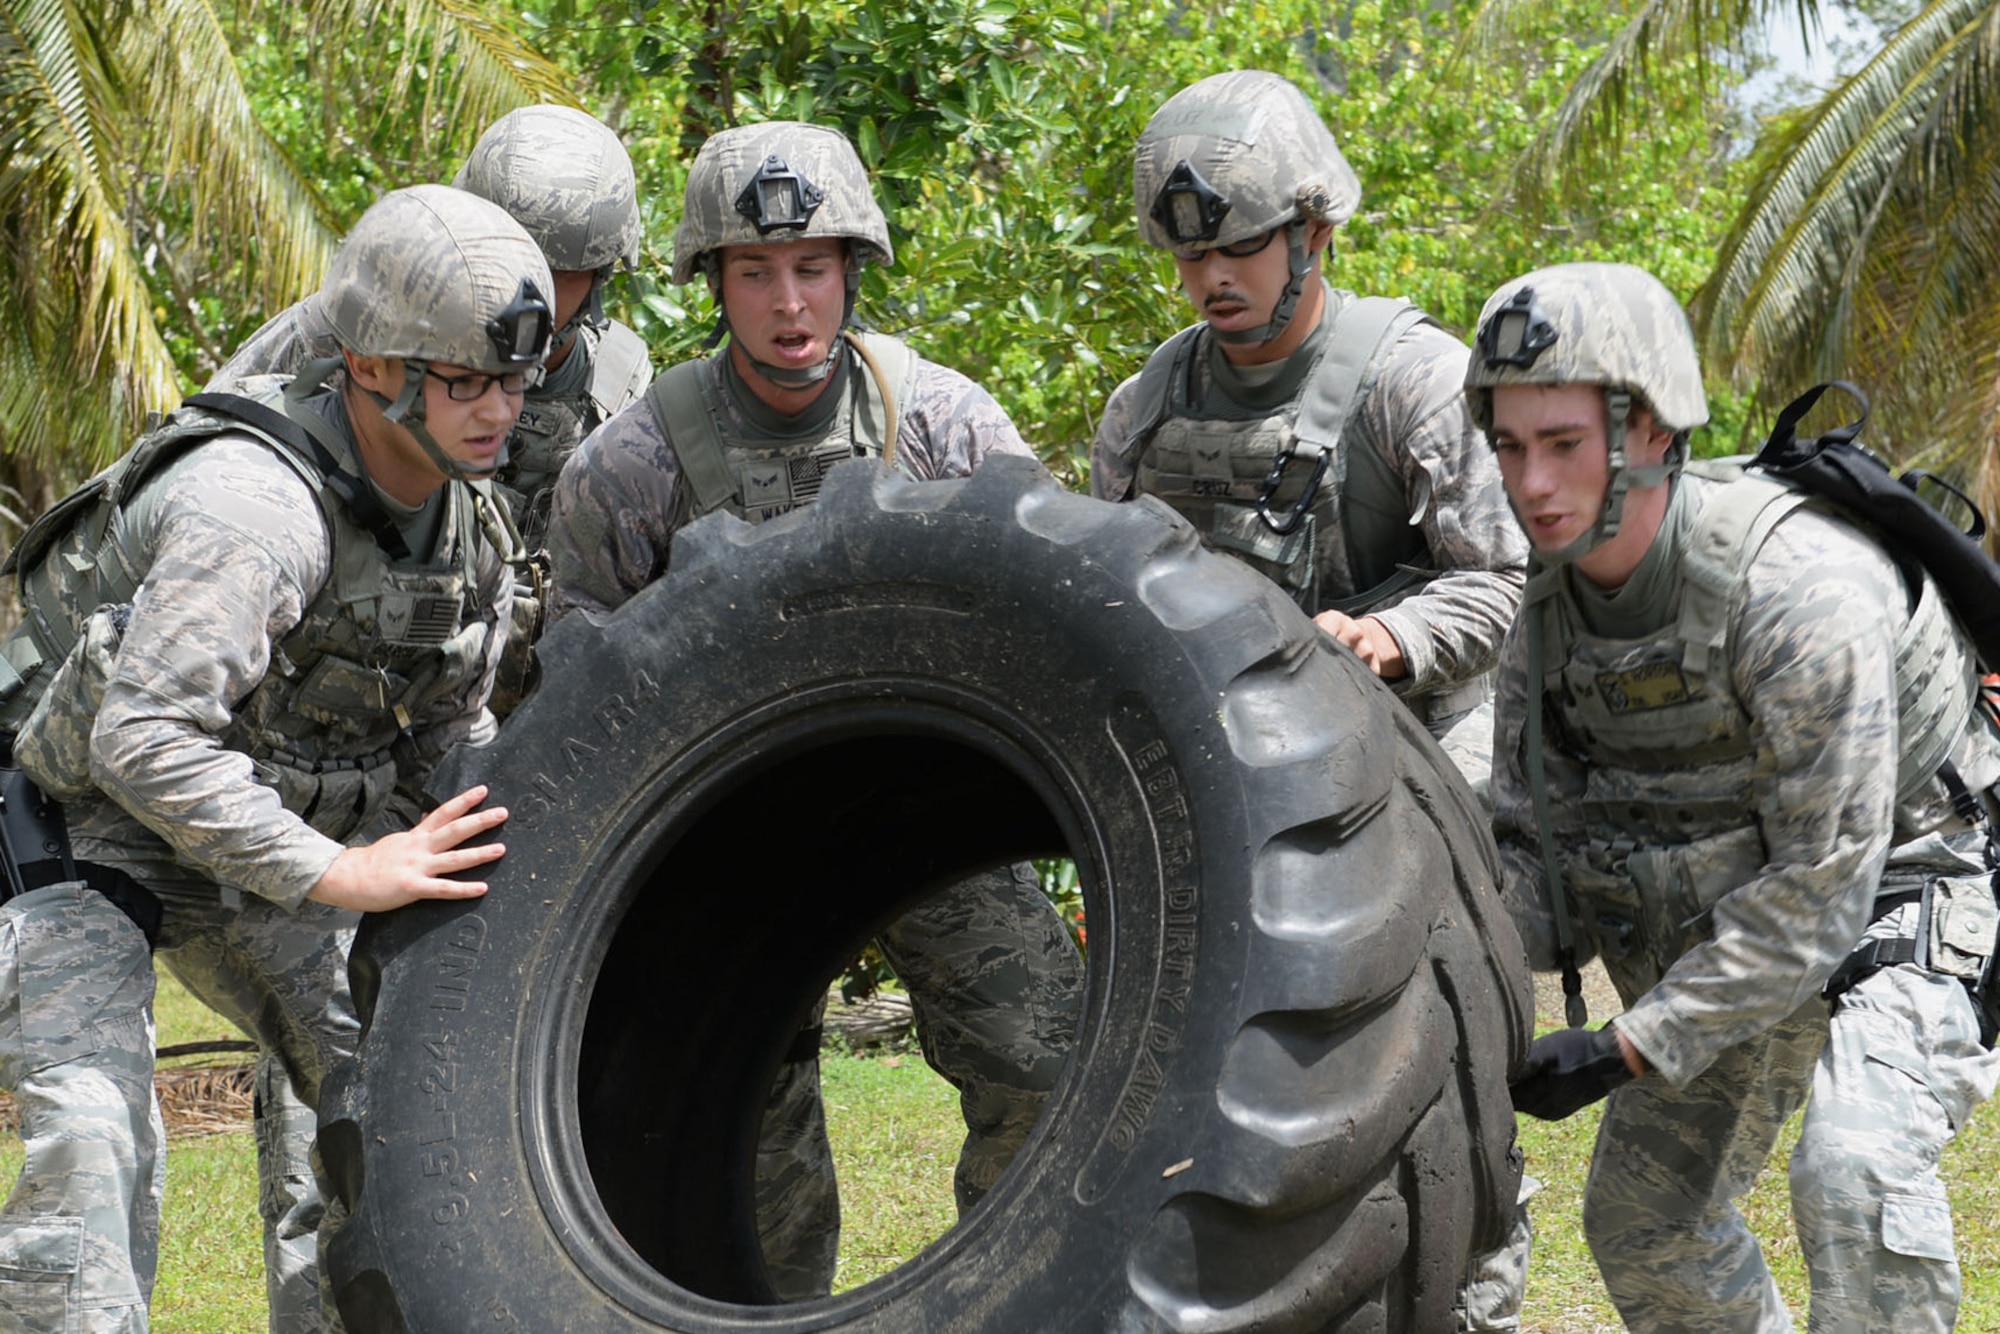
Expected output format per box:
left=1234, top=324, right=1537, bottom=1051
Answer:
left=1203, top=291, right=1248, bottom=312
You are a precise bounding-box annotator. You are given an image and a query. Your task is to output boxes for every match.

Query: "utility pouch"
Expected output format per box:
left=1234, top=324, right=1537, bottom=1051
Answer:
left=1559, top=862, right=1658, bottom=1007
left=1627, top=825, right=1768, bottom=960
left=1927, top=869, right=2000, bottom=1046
left=1928, top=873, right=1997, bottom=981
left=14, top=605, right=129, bottom=799
left=1211, top=504, right=1318, bottom=609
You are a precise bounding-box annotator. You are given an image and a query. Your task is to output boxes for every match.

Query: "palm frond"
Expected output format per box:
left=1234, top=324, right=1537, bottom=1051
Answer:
left=0, top=0, right=180, bottom=467
left=309, top=0, right=576, bottom=162
left=1695, top=0, right=1987, bottom=381
left=1501, top=0, right=1805, bottom=209
left=1695, top=0, right=2000, bottom=476
left=124, top=0, right=341, bottom=310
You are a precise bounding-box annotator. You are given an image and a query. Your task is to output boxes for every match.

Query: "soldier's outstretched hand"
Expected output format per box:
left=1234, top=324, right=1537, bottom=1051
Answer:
left=1313, top=609, right=1408, bottom=680
left=307, top=784, right=508, bottom=912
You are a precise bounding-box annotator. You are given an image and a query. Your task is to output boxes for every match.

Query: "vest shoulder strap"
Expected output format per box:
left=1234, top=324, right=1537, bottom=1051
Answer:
left=1677, top=474, right=1809, bottom=675
left=1112, top=323, right=1205, bottom=464
left=1293, top=295, right=1429, bottom=459
left=644, top=361, right=738, bottom=521
left=186, top=390, right=416, bottom=561
left=1305, top=296, right=1434, bottom=599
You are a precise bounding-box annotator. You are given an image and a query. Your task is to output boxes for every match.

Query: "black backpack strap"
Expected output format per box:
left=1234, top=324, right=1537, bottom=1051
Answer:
left=1755, top=380, right=2000, bottom=670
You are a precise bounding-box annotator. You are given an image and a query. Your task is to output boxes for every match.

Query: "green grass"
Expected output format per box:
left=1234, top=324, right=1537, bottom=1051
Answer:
left=820, top=1048, right=964, bottom=1291
left=7, top=974, right=1998, bottom=1330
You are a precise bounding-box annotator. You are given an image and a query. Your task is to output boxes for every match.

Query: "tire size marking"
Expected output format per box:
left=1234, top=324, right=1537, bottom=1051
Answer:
left=417, top=916, right=488, bottom=1264
left=426, top=914, right=488, bottom=1013
left=512, top=669, right=663, bottom=831
left=1078, top=701, right=1201, bottom=1205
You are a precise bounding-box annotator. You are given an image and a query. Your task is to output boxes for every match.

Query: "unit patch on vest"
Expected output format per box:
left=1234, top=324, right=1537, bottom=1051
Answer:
left=741, top=462, right=791, bottom=512
left=1192, top=442, right=1231, bottom=478
left=1595, top=662, right=1693, bottom=713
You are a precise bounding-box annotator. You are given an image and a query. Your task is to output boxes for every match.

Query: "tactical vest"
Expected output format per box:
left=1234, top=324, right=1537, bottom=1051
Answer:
left=503, top=320, right=652, bottom=550
left=0, top=382, right=505, bottom=843
left=643, top=331, right=918, bottom=524
left=1524, top=473, right=1976, bottom=1008
left=1116, top=293, right=1433, bottom=617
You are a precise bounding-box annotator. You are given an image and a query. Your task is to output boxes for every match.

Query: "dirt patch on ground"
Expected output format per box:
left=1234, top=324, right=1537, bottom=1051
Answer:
left=0, top=1056, right=255, bottom=1140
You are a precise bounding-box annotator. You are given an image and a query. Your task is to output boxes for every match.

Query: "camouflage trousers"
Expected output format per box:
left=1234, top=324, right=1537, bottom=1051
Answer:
left=251, top=1055, right=322, bottom=1331
left=0, top=884, right=161, bottom=1332
left=1455, top=1175, right=1536, bottom=1333
left=1584, top=964, right=1997, bottom=1332
left=0, top=802, right=358, bottom=1333
left=754, top=863, right=1084, bottom=1299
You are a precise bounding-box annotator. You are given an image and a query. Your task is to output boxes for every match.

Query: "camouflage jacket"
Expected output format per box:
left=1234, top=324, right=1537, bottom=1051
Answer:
left=1491, top=473, right=1998, bottom=1086
left=1091, top=283, right=1526, bottom=706
left=547, top=339, right=1033, bottom=621
left=8, top=403, right=510, bottom=908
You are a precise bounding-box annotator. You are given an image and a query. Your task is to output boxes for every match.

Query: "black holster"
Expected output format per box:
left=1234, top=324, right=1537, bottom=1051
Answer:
left=0, top=748, right=161, bottom=945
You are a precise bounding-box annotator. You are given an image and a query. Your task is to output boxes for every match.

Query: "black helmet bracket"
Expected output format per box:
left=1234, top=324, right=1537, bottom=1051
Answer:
left=736, top=155, right=826, bottom=235
left=1477, top=286, right=1560, bottom=370
left=1150, top=160, right=1232, bottom=246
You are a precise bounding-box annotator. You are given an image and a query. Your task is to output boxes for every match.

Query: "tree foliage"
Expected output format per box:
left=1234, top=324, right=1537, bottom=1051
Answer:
left=541, top=0, right=1751, bottom=475
left=0, top=0, right=571, bottom=505
left=4, top=0, right=1753, bottom=509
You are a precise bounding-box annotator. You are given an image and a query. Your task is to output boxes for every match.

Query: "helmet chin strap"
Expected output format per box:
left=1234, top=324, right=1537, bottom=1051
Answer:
left=365, top=360, right=509, bottom=482
left=549, top=271, right=611, bottom=356
left=1524, top=387, right=1684, bottom=566
left=1212, top=219, right=1314, bottom=347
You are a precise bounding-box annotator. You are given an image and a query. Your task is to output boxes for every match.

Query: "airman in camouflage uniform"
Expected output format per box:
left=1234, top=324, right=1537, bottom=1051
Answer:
left=546, top=120, right=1083, bottom=1300
left=1475, top=262, right=2000, bottom=1332
left=1093, top=70, right=1528, bottom=1329
left=210, top=110, right=650, bottom=1321
left=0, top=184, right=546, bottom=1332
left=1091, top=70, right=1525, bottom=750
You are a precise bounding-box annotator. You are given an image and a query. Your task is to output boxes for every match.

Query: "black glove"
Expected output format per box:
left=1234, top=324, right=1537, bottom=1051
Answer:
left=1509, top=1025, right=1634, bottom=1121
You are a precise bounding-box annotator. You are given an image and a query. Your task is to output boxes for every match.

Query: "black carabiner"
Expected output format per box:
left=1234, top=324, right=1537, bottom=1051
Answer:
left=1255, top=444, right=1331, bottom=536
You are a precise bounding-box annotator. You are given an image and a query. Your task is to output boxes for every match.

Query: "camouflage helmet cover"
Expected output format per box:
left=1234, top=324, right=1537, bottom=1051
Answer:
left=1133, top=70, right=1361, bottom=253
left=1465, top=262, right=1708, bottom=434
left=321, top=184, right=556, bottom=373
left=669, top=120, right=893, bottom=285
left=454, top=105, right=642, bottom=272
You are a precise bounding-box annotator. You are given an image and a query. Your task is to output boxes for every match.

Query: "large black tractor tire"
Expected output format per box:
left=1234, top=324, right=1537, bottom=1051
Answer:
left=321, top=456, right=1532, bottom=1333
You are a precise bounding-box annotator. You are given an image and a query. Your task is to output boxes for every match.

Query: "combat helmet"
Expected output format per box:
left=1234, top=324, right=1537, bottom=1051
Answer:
left=670, top=121, right=892, bottom=387
left=1465, top=262, right=1708, bottom=563
left=317, top=183, right=555, bottom=480
left=455, top=105, right=641, bottom=344
left=1132, top=70, right=1361, bottom=346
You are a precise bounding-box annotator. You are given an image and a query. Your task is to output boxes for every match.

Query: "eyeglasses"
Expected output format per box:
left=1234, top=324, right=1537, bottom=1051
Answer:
left=425, top=368, right=529, bottom=402
left=1172, top=226, right=1281, bottom=264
